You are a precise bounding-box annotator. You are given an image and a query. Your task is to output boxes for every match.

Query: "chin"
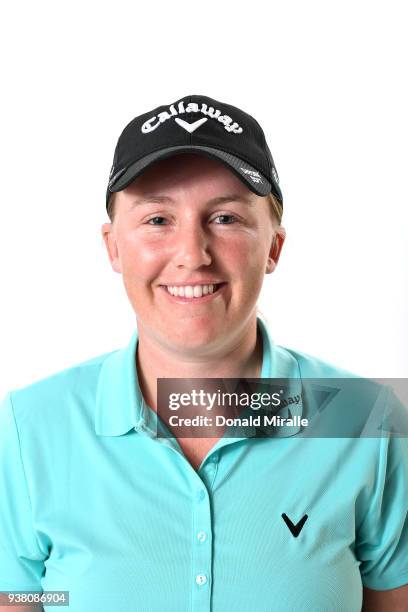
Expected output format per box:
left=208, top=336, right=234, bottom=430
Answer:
left=164, top=320, right=224, bottom=351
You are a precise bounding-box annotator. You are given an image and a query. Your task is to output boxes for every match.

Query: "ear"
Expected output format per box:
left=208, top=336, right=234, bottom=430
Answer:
left=266, top=226, right=286, bottom=274
left=101, top=223, right=122, bottom=273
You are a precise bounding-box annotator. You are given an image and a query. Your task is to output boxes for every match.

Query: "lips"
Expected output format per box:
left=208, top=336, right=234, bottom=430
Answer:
left=165, top=283, right=222, bottom=298
left=160, top=282, right=227, bottom=301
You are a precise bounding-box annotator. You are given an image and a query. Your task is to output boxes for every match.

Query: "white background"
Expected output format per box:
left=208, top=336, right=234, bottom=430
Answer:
left=1, top=1, right=407, bottom=398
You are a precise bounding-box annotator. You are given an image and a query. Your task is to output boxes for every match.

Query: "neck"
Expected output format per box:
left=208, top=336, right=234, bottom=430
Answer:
left=136, top=315, right=263, bottom=412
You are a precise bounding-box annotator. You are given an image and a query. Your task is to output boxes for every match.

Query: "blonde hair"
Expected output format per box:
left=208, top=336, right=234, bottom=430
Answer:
left=106, top=190, right=116, bottom=222
left=266, top=192, right=283, bottom=226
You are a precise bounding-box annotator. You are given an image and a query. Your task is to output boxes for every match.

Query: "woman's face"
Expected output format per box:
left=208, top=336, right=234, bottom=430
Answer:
left=102, top=154, right=285, bottom=356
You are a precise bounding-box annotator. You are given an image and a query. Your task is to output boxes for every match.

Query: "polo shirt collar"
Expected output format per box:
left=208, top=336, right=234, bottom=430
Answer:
left=255, top=316, right=303, bottom=437
left=95, top=316, right=303, bottom=438
left=95, top=331, right=142, bottom=436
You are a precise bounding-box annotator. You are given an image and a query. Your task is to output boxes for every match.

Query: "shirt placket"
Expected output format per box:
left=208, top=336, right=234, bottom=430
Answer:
left=139, top=402, right=254, bottom=611
left=189, top=454, right=218, bottom=612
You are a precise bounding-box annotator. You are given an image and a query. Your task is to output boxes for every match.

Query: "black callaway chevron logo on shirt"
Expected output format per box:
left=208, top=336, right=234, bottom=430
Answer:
left=281, top=513, right=308, bottom=537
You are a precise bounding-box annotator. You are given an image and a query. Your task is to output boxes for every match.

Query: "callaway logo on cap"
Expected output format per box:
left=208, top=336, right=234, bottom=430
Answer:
left=106, top=94, right=283, bottom=208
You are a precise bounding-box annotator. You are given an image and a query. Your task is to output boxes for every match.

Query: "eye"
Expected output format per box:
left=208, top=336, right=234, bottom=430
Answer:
left=213, top=214, right=238, bottom=224
left=146, top=216, right=168, bottom=225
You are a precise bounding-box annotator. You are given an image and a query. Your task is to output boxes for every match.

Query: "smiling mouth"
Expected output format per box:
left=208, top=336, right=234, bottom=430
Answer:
left=161, top=283, right=226, bottom=299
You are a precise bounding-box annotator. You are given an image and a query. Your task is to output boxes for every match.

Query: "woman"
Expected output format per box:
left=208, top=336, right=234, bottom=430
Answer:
left=1, top=95, right=407, bottom=611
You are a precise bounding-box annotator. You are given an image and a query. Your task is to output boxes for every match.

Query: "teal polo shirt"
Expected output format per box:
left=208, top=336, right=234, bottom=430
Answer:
left=1, top=316, right=408, bottom=611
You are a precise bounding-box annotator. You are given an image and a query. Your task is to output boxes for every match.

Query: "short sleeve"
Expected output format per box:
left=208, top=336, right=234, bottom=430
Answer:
left=356, top=388, right=408, bottom=590
left=0, top=392, right=46, bottom=590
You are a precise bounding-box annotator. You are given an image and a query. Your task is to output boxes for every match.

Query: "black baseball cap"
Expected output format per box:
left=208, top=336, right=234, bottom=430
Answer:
left=106, top=94, right=283, bottom=209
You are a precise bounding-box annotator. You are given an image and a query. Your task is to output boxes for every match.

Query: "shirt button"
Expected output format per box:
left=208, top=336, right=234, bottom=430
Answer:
left=196, top=530, right=207, bottom=543
left=195, top=574, right=207, bottom=586
left=196, top=489, right=206, bottom=502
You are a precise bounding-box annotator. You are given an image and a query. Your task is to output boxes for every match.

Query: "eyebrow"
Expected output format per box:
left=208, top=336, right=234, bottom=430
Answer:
left=130, top=193, right=256, bottom=207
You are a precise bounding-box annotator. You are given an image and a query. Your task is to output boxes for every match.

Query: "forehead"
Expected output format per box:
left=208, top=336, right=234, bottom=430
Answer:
left=119, top=153, right=255, bottom=201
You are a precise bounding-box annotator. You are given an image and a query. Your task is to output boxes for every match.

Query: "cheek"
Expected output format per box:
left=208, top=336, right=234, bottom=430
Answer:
left=118, top=233, right=166, bottom=283
left=220, top=232, right=269, bottom=275
left=218, top=233, right=269, bottom=304
left=116, top=227, right=269, bottom=287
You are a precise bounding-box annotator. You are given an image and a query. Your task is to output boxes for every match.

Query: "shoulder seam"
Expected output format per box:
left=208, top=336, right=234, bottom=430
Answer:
left=8, top=392, right=48, bottom=557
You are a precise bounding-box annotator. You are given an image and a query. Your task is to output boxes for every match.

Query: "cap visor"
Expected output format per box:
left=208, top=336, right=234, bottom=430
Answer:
left=108, top=145, right=280, bottom=199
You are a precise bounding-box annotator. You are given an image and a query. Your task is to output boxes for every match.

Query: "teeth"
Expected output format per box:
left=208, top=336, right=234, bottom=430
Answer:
left=165, top=284, right=218, bottom=298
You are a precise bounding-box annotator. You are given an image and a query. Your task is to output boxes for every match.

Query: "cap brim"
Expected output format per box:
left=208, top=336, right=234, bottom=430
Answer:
left=107, top=145, right=282, bottom=202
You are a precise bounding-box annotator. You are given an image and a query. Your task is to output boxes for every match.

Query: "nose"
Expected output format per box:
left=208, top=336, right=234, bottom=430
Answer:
left=172, top=223, right=212, bottom=269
